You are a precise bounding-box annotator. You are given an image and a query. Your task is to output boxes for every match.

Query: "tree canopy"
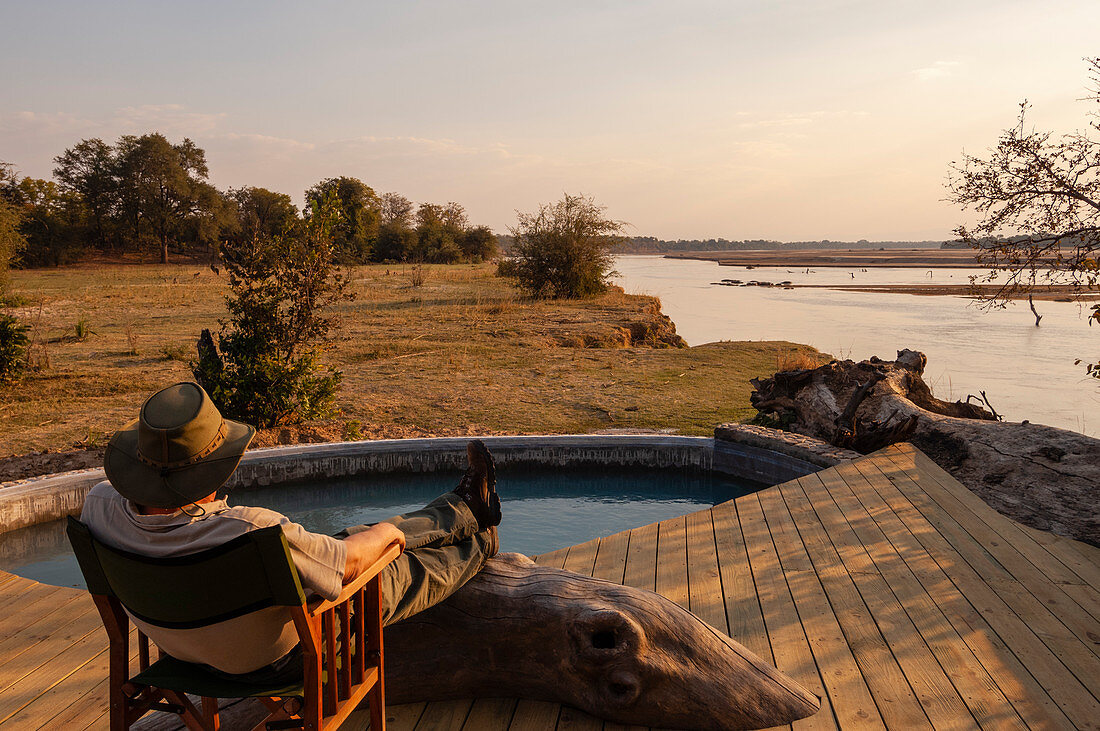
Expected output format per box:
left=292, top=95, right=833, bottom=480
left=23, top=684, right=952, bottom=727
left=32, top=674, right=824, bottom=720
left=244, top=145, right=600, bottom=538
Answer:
left=4, top=133, right=497, bottom=268
left=506, top=193, right=625, bottom=299
left=947, top=57, right=1100, bottom=379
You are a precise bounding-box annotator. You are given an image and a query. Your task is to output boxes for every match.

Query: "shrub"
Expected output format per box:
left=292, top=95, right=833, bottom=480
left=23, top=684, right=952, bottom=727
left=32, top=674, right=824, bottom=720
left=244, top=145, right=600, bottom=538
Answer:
left=0, top=314, right=29, bottom=383
left=193, top=194, right=353, bottom=427
left=507, top=193, right=624, bottom=299
left=73, top=318, right=95, bottom=341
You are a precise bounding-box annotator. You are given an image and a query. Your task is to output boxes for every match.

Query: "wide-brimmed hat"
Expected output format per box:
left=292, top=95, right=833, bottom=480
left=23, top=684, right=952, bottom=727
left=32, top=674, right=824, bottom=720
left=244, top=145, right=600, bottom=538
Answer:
left=104, top=382, right=256, bottom=509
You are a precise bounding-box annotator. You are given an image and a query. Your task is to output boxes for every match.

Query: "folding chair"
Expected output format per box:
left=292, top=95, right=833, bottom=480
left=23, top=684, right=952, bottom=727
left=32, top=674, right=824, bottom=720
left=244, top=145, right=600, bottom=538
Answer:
left=67, top=517, right=400, bottom=731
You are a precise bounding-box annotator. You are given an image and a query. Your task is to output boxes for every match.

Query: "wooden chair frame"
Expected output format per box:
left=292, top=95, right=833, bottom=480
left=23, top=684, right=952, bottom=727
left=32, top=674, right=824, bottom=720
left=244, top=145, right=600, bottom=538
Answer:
left=76, top=523, right=400, bottom=731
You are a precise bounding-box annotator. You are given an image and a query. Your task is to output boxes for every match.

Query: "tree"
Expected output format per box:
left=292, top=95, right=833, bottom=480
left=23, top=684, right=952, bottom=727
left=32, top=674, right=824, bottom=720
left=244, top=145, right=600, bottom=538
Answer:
left=380, top=192, right=414, bottom=227
left=947, top=57, right=1100, bottom=379
left=305, top=177, right=380, bottom=263
left=113, top=133, right=218, bottom=263
left=458, top=225, right=498, bottom=262
left=53, top=138, right=116, bottom=250
left=229, top=186, right=299, bottom=240
left=193, top=193, right=353, bottom=427
left=0, top=164, right=27, bottom=287
left=506, top=193, right=625, bottom=298
left=8, top=177, right=87, bottom=266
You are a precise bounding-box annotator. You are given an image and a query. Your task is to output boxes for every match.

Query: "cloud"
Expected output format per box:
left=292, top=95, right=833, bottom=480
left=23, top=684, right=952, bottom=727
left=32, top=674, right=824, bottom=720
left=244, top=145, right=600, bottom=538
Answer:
left=912, top=61, right=960, bottom=82
left=0, top=110, right=98, bottom=136
left=113, top=104, right=226, bottom=135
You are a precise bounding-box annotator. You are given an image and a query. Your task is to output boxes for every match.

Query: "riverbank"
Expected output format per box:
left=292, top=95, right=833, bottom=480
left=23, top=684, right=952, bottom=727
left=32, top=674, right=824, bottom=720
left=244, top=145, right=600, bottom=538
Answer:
left=0, top=262, right=826, bottom=480
left=779, top=283, right=1100, bottom=301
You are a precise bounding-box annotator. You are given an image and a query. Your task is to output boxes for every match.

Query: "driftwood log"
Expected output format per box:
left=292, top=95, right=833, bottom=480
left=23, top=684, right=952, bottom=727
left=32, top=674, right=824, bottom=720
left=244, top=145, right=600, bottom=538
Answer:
left=384, top=552, right=820, bottom=729
left=751, top=349, right=1100, bottom=545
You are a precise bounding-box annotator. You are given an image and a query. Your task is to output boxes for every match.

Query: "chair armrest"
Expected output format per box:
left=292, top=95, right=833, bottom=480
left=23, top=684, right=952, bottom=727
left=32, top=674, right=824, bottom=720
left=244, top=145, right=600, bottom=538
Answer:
left=307, top=541, right=402, bottom=616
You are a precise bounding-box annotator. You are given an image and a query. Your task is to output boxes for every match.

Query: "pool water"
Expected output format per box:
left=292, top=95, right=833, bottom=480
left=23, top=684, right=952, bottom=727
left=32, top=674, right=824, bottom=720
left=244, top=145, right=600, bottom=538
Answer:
left=0, top=465, right=763, bottom=589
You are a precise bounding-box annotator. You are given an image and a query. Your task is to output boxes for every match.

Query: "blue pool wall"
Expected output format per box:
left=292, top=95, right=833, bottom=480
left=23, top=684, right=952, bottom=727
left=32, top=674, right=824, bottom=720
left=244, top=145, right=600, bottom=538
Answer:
left=0, top=427, right=858, bottom=535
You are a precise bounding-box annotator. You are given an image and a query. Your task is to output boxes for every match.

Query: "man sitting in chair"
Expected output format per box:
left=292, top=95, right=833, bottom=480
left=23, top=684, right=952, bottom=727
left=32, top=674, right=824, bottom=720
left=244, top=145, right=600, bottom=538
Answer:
left=80, top=381, right=501, bottom=685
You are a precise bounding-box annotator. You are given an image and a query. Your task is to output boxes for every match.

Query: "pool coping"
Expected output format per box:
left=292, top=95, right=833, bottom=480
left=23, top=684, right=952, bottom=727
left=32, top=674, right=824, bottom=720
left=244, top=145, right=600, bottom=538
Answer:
left=0, top=430, right=854, bottom=535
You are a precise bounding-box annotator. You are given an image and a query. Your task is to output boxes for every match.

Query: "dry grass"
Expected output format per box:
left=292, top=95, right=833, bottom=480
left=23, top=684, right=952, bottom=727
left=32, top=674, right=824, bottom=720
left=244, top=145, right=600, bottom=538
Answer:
left=775, top=349, right=832, bottom=372
left=0, top=262, right=824, bottom=460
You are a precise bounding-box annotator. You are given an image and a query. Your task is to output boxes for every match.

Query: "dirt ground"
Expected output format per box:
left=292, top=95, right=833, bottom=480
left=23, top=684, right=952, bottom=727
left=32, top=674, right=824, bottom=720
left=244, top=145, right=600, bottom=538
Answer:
left=0, top=262, right=825, bottom=482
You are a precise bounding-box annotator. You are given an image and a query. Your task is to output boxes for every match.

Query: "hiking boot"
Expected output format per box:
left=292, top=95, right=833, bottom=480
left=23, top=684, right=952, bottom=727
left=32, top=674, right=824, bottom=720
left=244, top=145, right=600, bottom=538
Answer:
left=453, top=439, right=501, bottom=531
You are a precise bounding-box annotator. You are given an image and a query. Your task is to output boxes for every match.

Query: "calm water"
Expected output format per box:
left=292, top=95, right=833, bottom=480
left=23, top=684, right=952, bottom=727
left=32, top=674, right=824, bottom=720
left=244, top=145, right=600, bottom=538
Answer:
left=613, top=254, right=1100, bottom=436
left=0, top=466, right=761, bottom=589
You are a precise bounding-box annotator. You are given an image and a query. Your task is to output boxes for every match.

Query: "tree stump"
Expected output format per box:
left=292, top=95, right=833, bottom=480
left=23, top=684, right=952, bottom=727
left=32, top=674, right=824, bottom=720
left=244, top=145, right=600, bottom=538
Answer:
left=751, top=349, right=1100, bottom=544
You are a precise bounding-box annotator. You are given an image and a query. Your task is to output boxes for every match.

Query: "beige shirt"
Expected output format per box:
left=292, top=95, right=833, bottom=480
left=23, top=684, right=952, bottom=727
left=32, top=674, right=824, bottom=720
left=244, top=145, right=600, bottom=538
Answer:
left=80, top=481, right=347, bottom=674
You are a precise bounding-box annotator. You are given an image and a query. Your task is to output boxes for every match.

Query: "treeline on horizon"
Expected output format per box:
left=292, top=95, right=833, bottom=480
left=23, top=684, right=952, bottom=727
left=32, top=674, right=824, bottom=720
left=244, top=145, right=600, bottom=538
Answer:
left=0, top=133, right=497, bottom=268
left=495, top=234, right=947, bottom=254
left=609, top=236, right=948, bottom=254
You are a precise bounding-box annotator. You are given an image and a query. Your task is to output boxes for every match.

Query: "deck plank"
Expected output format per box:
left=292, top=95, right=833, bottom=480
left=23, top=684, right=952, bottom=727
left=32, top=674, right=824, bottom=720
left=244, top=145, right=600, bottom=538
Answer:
left=460, top=697, right=518, bottom=731
left=738, top=491, right=837, bottom=731
left=414, top=699, right=474, bottom=731
left=876, top=448, right=1100, bottom=728
left=592, top=529, right=631, bottom=584
left=622, top=523, right=658, bottom=592
left=684, top=509, right=727, bottom=632
left=712, top=501, right=775, bottom=665
left=879, top=448, right=1100, bottom=668
left=807, top=468, right=977, bottom=730
left=654, top=514, right=688, bottom=610
left=852, top=454, right=1076, bottom=730
left=779, top=476, right=932, bottom=730
left=839, top=457, right=1028, bottom=730
left=0, top=591, right=96, bottom=667
left=756, top=485, right=885, bottom=730
left=880, top=448, right=1100, bottom=681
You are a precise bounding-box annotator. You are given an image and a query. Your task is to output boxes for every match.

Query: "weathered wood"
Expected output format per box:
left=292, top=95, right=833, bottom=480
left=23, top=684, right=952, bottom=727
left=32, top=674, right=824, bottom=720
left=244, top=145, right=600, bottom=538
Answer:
left=750, top=349, right=1100, bottom=544
left=384, top=552, right=821, bottom=731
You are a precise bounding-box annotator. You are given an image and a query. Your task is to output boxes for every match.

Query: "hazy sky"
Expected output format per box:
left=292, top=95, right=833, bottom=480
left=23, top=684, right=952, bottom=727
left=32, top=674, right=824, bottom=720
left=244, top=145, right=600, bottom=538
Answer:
left=2, top=0, right=1098, bottom=240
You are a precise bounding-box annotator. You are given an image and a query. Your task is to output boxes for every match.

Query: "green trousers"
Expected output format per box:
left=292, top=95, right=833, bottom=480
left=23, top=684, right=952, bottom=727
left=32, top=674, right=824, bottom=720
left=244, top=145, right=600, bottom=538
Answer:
left=344, top=491, right=497, bottom=626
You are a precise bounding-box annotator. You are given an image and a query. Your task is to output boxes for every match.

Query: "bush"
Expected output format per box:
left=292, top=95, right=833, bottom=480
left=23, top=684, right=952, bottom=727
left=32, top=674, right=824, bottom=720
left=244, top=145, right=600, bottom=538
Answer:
left=507, top=193, right=624, bottom=298
left=193, top=194, right=353, bottom=427
left=495, top=257, right=519, bottom=278
left=0, top=314, right=29, bottom=383
left=0, top=197, right=26, bottom=294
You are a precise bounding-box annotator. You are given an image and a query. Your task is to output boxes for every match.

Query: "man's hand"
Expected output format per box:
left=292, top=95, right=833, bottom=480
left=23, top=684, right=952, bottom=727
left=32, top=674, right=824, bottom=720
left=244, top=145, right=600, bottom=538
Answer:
left=342, top=522, right=405, bottom=584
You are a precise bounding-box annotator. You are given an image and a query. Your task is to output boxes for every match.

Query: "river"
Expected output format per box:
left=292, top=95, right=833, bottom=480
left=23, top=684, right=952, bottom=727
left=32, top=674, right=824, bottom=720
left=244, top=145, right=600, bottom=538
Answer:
left=612, top=254, right=1100, bottom=437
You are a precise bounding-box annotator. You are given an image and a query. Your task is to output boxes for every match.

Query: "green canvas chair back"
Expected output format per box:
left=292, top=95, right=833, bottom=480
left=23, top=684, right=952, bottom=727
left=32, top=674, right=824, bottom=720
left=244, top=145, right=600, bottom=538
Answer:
left=66, top=517, right=308, bottom=629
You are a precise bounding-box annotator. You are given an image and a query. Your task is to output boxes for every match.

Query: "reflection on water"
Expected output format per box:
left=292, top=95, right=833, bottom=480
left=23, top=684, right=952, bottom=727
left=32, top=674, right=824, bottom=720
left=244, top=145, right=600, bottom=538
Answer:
left=0, top=466, right=761, bottom=588
left=614, top=255, right=1100, bottom=436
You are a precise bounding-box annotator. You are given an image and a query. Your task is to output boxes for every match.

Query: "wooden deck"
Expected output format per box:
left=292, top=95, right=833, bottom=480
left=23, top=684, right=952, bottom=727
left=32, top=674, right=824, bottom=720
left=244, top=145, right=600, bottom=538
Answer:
left=0, top=443, right=1097, bottom=729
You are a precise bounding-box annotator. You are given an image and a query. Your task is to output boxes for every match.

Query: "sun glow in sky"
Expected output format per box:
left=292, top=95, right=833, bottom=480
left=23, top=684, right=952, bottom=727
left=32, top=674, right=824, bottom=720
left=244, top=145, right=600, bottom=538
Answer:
left=2, top=0, right=1098, bottom=240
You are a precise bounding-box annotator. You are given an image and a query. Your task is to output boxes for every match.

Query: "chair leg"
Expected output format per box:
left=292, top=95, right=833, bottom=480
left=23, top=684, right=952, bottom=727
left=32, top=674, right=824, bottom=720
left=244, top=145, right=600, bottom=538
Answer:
left=367, top=578, right=386, bottom=731
left=163, top=690, right=214, bottom=731
left=303, top=637, right=324, bottom=730
left=201, top=696, right=220, bottom=730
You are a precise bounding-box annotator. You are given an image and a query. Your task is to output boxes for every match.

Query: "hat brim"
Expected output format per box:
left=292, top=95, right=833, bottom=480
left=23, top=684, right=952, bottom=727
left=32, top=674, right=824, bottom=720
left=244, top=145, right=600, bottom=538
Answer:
left=104, top=418, right=256, bottom=509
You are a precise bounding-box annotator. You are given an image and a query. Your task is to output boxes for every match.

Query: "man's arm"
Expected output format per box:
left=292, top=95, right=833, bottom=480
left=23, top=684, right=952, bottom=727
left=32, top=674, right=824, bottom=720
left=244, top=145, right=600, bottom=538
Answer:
left=342, top=523, right=406, bottom=584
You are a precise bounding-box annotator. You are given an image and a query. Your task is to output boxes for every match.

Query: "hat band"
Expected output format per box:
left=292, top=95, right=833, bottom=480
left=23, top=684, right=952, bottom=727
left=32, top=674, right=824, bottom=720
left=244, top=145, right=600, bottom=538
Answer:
left=136, top=419, right=229, bottom=472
